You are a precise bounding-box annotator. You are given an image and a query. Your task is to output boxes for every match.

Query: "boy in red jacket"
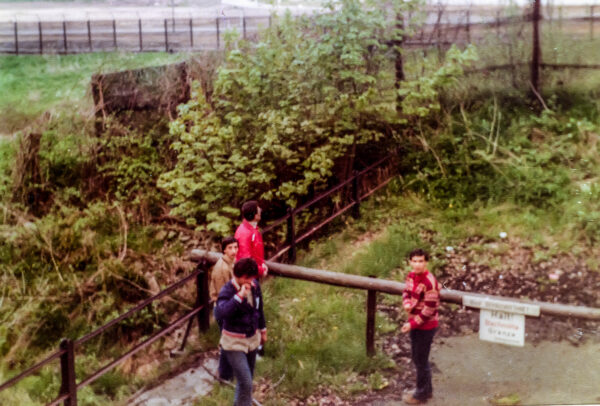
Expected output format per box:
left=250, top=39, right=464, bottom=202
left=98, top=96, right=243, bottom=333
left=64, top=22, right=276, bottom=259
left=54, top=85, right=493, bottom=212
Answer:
left=235, top=201, right=268, bottom=277
left=401, top=248, right=440, bottom=404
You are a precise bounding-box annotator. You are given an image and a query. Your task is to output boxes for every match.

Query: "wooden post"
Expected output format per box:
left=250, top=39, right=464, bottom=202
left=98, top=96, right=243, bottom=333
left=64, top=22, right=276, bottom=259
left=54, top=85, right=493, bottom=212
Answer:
left=112, top=19, right=117, bottom=49
left=87, top=20, right=92, bottom=52
left=287, top=208, right=296, bottom=263
left=138, top=19, right=143, bottom=51
left=216, top=17, right=220, bottom=49
left=38, top=21, right=43, bottom=54
left=352, top=171, right=360, bottom=219
left=164, top=19, right=169, bottom=52
left=189, top=18, right=194, bottom=48
left=366, top=281, right=377, bottom=357
left=14, top=22, right=18, bottom=55
left=59, top=339, right=77, bottom=406
left=531, top=0, right=541, bottom=96
left=62, top=20, right=68, bottom=53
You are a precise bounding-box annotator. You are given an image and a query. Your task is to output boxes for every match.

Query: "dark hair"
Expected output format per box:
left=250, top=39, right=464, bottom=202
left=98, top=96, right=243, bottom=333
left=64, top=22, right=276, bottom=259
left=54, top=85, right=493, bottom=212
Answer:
left=241, top=200, right=259, bottom=221
left=221, top=236, right=238, bottom=252
left=233, top=258, right=259, bottom=278
left=409, top=248, right=429, bottom=261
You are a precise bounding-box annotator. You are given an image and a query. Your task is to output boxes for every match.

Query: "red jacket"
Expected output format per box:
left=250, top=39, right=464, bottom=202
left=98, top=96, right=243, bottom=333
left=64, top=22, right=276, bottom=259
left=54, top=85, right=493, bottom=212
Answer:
left=235, top=220, right=266, bottom=276
left=402, top=270, right=440, bottom=330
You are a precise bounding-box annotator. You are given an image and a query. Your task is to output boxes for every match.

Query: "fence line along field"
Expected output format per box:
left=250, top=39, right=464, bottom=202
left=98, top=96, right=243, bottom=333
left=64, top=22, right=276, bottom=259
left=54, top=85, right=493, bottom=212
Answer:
left=2, top=3, right=600, bottom=55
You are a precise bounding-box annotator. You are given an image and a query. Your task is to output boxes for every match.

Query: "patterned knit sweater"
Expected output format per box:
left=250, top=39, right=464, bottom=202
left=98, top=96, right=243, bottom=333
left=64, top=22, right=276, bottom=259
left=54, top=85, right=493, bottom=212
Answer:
left=402, top=270, right=440, bottom=330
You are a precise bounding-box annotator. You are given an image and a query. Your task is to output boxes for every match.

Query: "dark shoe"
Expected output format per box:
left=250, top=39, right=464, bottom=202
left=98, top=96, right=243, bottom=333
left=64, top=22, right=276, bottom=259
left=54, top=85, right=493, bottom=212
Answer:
left=402, top=393, right=426, bottom=404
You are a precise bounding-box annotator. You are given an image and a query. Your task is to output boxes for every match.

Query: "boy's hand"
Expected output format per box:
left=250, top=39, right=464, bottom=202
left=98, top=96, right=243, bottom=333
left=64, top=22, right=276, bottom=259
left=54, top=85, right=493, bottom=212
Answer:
left=262, top=263, right=269, bottom=277
left=260, top=330, right=268, bottom=344
left=239, top=283, right=252, bottom=298
left=401, top=322, right=411, bottom=334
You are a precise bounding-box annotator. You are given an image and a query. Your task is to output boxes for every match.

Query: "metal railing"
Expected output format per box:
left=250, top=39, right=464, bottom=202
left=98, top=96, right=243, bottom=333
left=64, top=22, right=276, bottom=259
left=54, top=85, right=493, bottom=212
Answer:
left=191, top=250, right=600, bottom=357
left=0, top=265, right=211, bottom=406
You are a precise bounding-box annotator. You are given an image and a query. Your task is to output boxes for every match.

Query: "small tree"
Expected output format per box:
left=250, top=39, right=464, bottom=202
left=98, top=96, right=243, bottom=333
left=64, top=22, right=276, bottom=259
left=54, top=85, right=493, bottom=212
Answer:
left=158, top=0, right=476, bottom=234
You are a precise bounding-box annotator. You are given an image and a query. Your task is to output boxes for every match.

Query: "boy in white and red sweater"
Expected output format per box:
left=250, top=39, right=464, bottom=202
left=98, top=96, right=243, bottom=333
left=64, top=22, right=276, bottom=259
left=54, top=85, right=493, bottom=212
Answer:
left=401, top=248, right=440, bottom=405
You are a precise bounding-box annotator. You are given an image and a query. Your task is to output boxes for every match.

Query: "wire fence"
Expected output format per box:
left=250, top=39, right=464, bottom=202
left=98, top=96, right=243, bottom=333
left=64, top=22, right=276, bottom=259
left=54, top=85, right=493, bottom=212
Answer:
left=1, top=4, right=600, bottom=56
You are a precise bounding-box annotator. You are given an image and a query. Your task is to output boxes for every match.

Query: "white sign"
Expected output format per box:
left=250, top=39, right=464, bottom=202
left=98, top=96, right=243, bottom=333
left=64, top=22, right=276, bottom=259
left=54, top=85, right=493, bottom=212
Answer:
left=479, top=310, right=525, bottom=347
left=463, top=295, right=540, bottom=317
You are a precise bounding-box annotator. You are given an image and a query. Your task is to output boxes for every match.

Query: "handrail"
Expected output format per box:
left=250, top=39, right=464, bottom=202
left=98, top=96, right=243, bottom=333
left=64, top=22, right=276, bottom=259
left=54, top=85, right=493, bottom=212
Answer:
left=0, top=349, right=65, bottom=392
left=190, top=250, right=600, bottom=321
left=261, top=153, right=397, bottom=262
left=0, top=264, right=211, bottom=406
left=76, top=268, right=202, bottom=346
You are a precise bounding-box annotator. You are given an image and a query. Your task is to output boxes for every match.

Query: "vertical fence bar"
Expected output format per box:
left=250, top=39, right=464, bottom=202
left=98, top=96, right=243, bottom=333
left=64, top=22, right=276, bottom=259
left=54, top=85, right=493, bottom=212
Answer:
left=189, top=18, right=193, bottom=48
left=87, top=20, right=92, bottom=52
left=138, top=19, right=143, bottom=51
left=496, top=9, right=501, bottom=39
left=591, top=5, right=595, bottom=40
left=216, top=17, right=220, bottom=49
left=38, top=21, right=43, bottom=54
left=59, top=339, right=77, bottom=406
left=198, top=265, right=210, bottom=332
left=531, top=0, right=541, bottom=95
left=164, top=19, right=169, bottom=52
left=466, top=10, right=470, bottom=43
left=352, top=171, right=360, bottom=219
left=112, top=19, right=117, bottom=49
left=287, top=208, right=296, bottom=263
left=366, top=281, right=377, bottom=357
left=395, top=11, right=405, bottom=113
left=243, top=16, right=247, bottom=39
left=559, top=6, right=563, bottom=33
left=62, top=20, right=68, bottom=53
left=14, top=21, right=18, bottom=55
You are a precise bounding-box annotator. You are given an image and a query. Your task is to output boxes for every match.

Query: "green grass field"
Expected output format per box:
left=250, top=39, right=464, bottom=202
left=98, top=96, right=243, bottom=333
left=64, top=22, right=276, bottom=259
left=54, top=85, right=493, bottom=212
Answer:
left=0, top=52, right=189, bottom=134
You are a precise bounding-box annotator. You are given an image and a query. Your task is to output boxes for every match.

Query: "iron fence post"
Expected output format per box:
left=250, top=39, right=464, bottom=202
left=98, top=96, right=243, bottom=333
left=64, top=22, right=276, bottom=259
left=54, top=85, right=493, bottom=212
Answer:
left=287, top=208, right=296, bottom=263
left=352, top=171, right=360, bottom=219
left=197, top=263, right=210, bottom=332
left=591, top=5, right=595, bottom=41
left=243, top=16, right=247, bottom=39
left=531, top=0, right=541, bottom=95
left=189, top=18, right=194, bottom=48
left=466, top=10, right=470, bottom=43
left=14, top=22, right=18, bottom=55
left=366, top=278, right=377, bottom=357
left=216, top=17, right=220, bottom=49
left=164, top=19, right=169, bottom=52
left=112, top=19, right=117, bottom=49
left=63, top=20, right=68, bottom=53
left=59, top=339, right=77, bottom=406
left=138, top=19, right=143, bottom=51
left=87, top=20, right=92, bottom=52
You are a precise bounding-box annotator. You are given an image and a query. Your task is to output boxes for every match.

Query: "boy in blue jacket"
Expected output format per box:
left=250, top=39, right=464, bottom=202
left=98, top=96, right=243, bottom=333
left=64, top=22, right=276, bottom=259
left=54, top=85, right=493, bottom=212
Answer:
left=215, top=257, right=267, bottom=406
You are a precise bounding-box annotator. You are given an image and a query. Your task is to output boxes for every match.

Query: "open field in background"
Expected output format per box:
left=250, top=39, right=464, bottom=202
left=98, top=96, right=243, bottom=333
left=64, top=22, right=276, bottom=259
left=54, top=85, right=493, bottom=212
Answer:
left=0, top=52, right=188, bottom=134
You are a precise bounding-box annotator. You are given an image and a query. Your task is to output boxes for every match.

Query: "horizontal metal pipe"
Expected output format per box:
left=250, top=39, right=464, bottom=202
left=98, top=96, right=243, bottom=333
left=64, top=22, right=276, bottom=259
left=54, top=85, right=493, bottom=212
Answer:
left=0, top=349, right=65, bottom=392
left=76, top=268, right=201, bottom=346
left=77, top=306, right=203, bottom=389
left=190, top=250, right=600, bottom=320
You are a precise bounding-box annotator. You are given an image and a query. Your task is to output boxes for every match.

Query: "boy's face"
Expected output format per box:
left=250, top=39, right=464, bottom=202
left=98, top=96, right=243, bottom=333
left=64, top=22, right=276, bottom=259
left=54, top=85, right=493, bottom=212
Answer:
left=254, top=206, right=262, bottom=222
left=236, top=274, right=254, bottom=286
left=224, top=242, right=238, bottom=261
left=409, top=255, right=427, bottom=274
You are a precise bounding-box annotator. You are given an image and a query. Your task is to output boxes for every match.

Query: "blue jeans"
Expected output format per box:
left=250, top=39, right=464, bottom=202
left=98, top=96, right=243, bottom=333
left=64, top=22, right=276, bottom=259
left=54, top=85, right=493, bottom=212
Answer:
left=410, top=328, right=437, bottom=400
left=223, top=349, right=257, bottom=406
left=214, top=307, right=233, bottom=381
